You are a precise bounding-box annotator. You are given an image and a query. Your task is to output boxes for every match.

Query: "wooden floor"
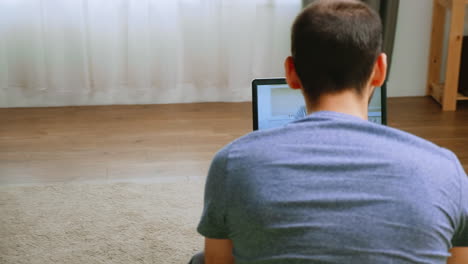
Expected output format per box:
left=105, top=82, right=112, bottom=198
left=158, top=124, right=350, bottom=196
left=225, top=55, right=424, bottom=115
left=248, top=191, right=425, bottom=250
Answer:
left=0, top=97, right=467, bottom=185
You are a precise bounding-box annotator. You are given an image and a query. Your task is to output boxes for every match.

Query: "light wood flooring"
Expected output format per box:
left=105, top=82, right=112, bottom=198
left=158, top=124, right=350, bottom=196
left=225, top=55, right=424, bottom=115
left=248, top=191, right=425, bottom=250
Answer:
left=0, top=97, right=467, bottom=185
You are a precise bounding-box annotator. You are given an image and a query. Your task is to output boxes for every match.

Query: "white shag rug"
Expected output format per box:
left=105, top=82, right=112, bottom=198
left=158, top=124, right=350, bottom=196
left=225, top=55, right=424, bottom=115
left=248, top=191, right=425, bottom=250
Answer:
left=0, top=180, right=205, bottom=264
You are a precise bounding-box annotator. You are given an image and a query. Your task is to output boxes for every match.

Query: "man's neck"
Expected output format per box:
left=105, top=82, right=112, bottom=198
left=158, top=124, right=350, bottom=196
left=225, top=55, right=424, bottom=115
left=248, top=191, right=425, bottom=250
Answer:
left=305, top=90, right=369, bottom=121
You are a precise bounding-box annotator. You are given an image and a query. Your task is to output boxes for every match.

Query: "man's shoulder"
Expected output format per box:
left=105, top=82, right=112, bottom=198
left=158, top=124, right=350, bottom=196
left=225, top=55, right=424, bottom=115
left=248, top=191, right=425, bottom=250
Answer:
left=234, top=120, right=442, bottom=150
left=372, top=123, right=453, bottom=158
left=216, top=119, right=456, bottom=168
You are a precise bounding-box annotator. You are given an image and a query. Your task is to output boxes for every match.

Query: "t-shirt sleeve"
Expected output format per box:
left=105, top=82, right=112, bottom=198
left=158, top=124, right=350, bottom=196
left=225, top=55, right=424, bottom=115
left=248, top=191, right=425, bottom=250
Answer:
left=197, top=145, right=230, bottom=239
left=452, top=156, right=468, bottom=247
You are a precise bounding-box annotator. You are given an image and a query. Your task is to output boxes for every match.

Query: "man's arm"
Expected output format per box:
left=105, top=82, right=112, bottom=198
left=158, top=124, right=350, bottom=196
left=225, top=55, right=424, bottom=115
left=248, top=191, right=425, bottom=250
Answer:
left=447, top=248, right=468, bottom=264
left=205, top=238, right=234, bottom=264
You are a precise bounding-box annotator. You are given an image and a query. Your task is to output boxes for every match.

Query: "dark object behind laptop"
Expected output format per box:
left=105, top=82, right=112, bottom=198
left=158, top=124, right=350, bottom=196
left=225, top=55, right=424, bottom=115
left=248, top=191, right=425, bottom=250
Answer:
left=459, top=36, right=468, bottom=96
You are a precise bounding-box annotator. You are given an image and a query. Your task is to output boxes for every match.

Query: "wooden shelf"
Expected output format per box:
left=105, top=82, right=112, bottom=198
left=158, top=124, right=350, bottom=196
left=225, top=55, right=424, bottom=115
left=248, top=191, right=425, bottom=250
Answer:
left=458, top=92, right=468, bottom=100
left=438, top=0, right=468, bottom=8
left=426, top=0, right=467, bottom=111
left=429, top=82, right=468, bottom=102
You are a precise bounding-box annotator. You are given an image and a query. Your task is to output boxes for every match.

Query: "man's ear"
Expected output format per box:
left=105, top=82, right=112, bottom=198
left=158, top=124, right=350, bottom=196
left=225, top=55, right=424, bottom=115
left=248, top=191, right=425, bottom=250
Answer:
left=284, top=56, right=302, bottom=90
left=370, top=53, right=387, bottom=87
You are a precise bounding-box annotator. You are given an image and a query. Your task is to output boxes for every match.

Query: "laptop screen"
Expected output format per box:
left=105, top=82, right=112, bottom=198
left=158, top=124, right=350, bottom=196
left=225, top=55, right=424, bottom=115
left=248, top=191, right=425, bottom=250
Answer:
left=252, top=78, right=386, bottom=130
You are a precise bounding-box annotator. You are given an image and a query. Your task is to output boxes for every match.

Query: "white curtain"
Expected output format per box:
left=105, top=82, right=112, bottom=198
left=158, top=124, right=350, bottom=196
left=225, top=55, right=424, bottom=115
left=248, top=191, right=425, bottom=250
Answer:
left=0, top=0, right=301, bottom=107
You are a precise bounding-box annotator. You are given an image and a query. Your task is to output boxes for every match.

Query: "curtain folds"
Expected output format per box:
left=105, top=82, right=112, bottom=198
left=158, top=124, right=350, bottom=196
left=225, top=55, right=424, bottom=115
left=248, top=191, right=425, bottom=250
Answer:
left=0, top=0, right=301, bottom=107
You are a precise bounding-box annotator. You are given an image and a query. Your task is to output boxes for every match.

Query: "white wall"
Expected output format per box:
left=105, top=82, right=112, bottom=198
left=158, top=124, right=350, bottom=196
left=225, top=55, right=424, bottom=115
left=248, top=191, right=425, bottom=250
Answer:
left=387, top=1, right=432, bottom=97
left=387, top=1, right=468, bottom=97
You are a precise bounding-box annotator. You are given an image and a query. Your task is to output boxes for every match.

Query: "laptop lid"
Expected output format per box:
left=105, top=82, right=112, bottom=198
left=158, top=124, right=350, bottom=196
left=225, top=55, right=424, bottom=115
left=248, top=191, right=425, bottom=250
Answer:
left=252, top=78, right=387, bottom=130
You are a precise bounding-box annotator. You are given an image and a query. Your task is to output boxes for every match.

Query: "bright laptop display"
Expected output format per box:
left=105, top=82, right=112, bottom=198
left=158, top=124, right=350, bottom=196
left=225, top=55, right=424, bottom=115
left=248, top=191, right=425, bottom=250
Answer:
left=252, top=78, right=386, bottom=130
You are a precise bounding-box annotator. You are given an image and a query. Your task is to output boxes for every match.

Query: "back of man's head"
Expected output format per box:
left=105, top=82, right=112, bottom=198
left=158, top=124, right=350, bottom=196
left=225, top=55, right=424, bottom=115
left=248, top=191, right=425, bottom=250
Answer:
left=291, top=0, right=382, bottom=101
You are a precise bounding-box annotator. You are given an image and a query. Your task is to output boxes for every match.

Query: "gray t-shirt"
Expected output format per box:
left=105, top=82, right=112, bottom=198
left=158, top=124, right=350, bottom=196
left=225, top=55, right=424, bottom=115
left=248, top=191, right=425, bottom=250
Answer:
left=197, top=111, right=468, bottom=264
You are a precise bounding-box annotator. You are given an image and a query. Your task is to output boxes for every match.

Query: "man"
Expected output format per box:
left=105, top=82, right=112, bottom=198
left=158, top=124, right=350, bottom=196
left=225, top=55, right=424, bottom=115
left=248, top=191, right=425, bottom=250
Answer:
left=192, top=0, right=468, bottom=263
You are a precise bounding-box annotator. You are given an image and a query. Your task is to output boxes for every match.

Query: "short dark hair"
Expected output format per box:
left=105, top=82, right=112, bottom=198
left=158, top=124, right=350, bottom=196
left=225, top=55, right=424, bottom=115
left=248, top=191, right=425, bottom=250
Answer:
left=291, top=0, right=382, bottom=101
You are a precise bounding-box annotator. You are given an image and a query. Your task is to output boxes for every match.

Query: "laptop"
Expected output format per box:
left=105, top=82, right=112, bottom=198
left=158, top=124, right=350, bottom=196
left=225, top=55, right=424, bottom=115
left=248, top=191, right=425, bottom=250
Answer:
left=252, top=78, right=387, bottom=130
